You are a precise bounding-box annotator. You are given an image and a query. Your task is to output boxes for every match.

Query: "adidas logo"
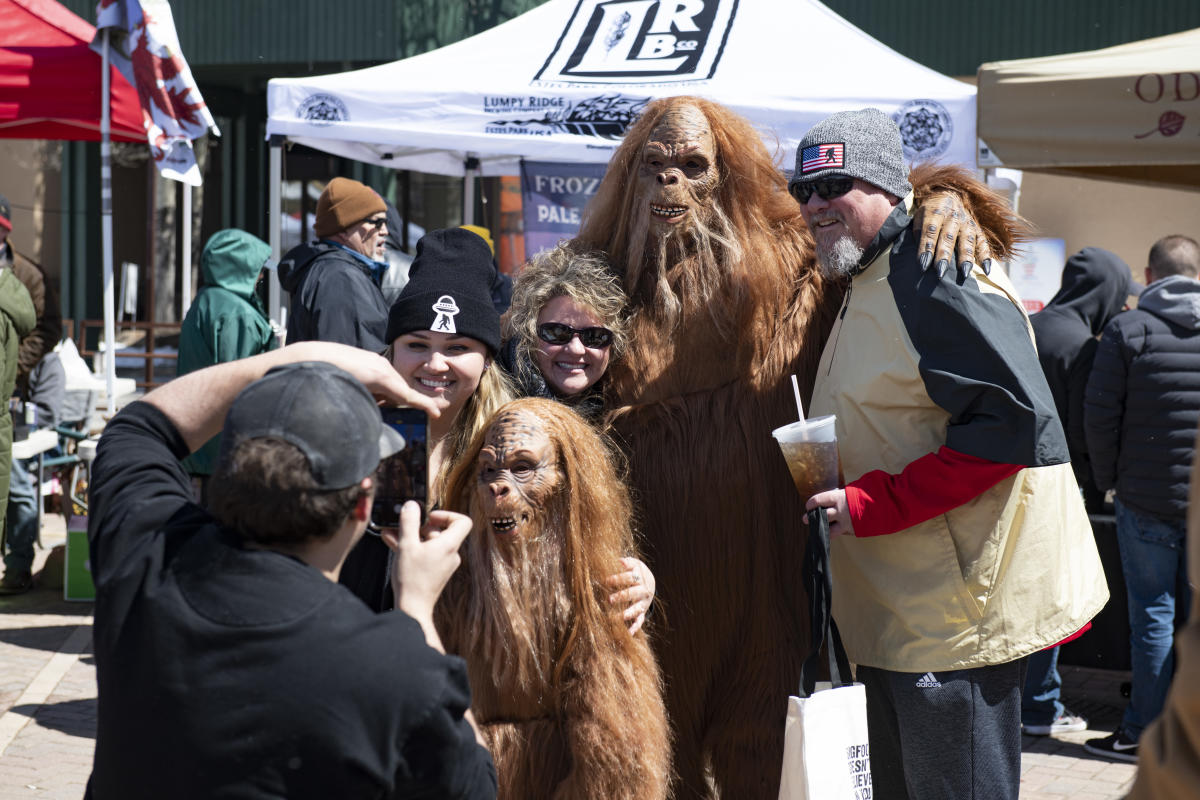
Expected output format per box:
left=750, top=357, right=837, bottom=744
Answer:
left=915, top=672, right=942, bottom=688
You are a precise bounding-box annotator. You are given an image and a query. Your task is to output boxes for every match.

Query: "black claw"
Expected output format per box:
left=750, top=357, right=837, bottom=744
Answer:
left=982, top=259, right=993, bottom=275
left=959, top=260, right=974, bottom=278
left=935, top=258, right=949, bottom=279
left=919, top=251, right=933, bottom=271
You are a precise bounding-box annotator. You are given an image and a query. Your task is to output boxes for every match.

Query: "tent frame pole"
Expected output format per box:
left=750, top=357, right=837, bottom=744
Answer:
left=463, top=153, right=480, bottom=225
left=100, top=29, right=117, bottom=408
left=268, top=135, right=284, bottom=336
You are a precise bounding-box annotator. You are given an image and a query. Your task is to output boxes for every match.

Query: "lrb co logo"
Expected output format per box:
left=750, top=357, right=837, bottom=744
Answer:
left=536, top=0, right=739, bottom=84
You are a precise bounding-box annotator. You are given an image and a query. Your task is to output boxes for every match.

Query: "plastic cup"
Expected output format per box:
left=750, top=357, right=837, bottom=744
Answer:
left=772, top=415, right=843, bottom=501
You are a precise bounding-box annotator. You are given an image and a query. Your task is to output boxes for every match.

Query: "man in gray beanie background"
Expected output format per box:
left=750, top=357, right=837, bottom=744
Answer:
left=792, top=109, right=1107, bottom=799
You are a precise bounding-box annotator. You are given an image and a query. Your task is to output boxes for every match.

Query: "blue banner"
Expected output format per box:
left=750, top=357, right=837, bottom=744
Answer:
left=520, top=160, right=607, bottom=261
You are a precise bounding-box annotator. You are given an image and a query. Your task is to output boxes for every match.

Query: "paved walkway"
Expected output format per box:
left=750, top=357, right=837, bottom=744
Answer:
left=0, top=513, right=1140, bottom=798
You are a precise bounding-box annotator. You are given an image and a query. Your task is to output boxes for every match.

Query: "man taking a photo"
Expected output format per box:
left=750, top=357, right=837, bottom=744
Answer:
left=85, top=341, right=496, bottom=799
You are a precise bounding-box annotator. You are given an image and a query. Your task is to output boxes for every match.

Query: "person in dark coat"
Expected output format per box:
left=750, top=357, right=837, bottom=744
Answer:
left=278, top=178, right=391, bottom=351
left=0, top=193, right=63, bottom=394
left=85, top=344, right=495, bottom=799
left=1084, top=234, right=1200, bottom=761
left=1032, top=247, right=1133, bottom=511
left=1021, top=247, right=1132, bottom=736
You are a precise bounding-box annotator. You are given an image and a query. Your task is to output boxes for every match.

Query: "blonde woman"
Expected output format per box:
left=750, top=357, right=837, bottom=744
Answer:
left=500, top=244, right=628, bottom=421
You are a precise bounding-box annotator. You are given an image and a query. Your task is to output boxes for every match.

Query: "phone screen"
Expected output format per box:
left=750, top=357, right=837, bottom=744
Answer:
left=372, top=407, right=429, bottom=529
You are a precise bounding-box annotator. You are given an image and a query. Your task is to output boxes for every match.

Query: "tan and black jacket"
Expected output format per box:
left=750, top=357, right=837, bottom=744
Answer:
left=810, top=200, right=1108, bottom=672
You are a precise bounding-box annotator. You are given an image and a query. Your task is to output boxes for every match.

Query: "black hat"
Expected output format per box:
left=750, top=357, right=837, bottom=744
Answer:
left=218, top=362, right=405, bottom=490
left=385, top=228, right=501, bottom=352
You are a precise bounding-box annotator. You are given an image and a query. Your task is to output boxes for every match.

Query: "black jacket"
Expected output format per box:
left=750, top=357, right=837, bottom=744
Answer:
left=278, top=241, right=389, bottom=351
left=86, top=402, right=496, bottom=799
left=1030, top=247, right=1131, bottom=504
left=1085, top=275, right=1200, bottom=521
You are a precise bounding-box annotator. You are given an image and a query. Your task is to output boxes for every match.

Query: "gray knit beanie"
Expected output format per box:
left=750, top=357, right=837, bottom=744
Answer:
left=789, top=108, right=912, bottom=199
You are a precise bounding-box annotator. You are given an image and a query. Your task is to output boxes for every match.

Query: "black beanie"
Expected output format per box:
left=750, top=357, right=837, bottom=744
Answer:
left=385, top=228, right=501, bottom=353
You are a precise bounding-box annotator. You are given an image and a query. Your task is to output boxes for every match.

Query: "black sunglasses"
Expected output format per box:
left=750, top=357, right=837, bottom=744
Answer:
left=790, top=177, right=855, bottom=204
left=362, top=216, right=388, bottom=231
left=537, top=322, right=613, bottom=349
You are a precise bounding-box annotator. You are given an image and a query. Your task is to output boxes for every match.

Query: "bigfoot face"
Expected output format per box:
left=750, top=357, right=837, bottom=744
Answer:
left=637, top=103, right=719, bottom=234
left=476, top=409, right=562, bottom=539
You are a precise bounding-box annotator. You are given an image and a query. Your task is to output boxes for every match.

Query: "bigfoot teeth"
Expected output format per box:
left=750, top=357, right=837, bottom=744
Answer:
left=650, top=204, right=687, bottom=218
left=491, top=517, right=517, bottom=533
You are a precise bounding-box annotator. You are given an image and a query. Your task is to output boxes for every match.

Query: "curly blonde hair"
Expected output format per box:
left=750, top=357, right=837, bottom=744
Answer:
left=503, top=244, right=630, bottom=379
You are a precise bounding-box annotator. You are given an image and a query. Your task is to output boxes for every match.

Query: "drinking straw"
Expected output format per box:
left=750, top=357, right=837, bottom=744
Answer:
left=791, top=375, right=805, bottom=421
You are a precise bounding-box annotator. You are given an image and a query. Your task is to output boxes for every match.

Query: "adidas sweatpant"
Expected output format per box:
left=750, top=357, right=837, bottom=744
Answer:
left=856, top=658, right=1027, bottom=800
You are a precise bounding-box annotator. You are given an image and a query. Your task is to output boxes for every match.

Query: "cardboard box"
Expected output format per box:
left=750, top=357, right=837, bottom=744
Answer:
left=64, top=515, right=95, bottom=602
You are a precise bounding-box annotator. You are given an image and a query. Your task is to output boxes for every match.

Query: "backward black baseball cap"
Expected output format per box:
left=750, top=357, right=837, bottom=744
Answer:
left=218, top=362, right=404, bottom=490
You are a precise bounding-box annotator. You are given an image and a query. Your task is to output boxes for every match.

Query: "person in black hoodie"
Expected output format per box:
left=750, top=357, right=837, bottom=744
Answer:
left=278, top=178, right=391, bottom=351
left=1084, top=234, right=1200, bottom=761
left=1021, top=246, right=1133, bottom=737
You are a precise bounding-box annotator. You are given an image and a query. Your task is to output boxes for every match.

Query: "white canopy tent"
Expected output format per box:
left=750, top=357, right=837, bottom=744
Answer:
left=263, top=0, right=977, bottom=318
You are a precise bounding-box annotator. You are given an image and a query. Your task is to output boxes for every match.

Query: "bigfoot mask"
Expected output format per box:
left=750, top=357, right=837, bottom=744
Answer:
left=476, top=409, right=562, bottom=539
left=638, top=103, right=719, bottom=233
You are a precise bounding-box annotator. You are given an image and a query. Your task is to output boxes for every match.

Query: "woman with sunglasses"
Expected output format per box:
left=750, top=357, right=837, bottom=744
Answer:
left=500, top=244, right=628, bottom=421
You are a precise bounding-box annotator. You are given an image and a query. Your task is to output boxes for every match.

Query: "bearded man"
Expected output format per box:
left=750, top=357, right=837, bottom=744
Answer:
left=439, top=398, right=670, bottom=800
left=572, top=96, right=1020, bottom=798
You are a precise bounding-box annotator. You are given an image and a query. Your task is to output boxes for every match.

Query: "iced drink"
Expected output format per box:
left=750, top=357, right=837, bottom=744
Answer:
left=772, top=415, right=843, bottom=501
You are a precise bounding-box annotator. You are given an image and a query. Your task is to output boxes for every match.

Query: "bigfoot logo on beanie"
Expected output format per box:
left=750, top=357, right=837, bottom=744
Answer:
left=385, top=228, right=501, bottom=352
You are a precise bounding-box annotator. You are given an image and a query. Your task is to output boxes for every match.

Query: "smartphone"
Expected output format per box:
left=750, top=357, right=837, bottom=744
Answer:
left=371, top=407, right=429, bottom=530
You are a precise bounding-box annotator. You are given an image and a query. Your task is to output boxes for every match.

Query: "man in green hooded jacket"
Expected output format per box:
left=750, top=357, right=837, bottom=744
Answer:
left=178, top=230, right=278, bottom=484
left=0, top=263, right=36, bottom=591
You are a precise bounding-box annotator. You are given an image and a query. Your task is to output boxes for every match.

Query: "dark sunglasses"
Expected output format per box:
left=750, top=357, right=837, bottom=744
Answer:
left=362, top=216, right=388, bottom=231
left=790, top=176, right=855, bottom=204
left=537, top=322, right=613, bottom=349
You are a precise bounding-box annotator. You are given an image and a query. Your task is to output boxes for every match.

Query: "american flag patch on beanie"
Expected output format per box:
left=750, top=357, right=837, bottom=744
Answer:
left=801, top=143, right=845, bottom=174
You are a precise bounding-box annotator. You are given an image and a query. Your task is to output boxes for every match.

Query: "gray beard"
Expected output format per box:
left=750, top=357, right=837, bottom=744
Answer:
left=816, top=236, right=865, bottom=281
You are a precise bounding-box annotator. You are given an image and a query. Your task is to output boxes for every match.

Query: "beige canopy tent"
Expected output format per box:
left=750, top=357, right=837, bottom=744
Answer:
left=977, top=28, right=1200, bottom=190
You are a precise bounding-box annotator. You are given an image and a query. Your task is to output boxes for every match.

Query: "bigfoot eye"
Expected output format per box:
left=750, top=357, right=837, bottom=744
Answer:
left=512, top=461, right=535, bottom=476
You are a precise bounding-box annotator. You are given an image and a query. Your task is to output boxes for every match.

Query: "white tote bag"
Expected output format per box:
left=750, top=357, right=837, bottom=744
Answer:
left=778, top=508, right=872, bottom=800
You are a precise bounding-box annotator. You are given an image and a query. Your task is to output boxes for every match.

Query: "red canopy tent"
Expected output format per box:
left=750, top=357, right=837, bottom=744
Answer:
left=0, top=0, right=143, bottom=140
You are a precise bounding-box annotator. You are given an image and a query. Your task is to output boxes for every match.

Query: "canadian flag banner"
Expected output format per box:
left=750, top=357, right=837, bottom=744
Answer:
left=91, top=0, right=219, bottom=185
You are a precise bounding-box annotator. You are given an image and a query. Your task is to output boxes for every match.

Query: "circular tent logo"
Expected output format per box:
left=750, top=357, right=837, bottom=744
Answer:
left=893, top=100, right=953, bottom=160
left=297, top=94, right=349, bottom=126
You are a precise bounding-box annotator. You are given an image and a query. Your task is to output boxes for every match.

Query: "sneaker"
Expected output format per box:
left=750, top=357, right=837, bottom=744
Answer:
left=0, top=570, right=33, bottom=595
left=1084, top=729, right=1139, bottom=762
left=1023, top=709, right=1089, bottom=736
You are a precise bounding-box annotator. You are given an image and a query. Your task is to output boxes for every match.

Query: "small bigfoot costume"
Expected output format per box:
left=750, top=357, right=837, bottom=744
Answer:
left=572, top=96, right=1023, bottom=798
left=439, top=399, right=670, bottom=800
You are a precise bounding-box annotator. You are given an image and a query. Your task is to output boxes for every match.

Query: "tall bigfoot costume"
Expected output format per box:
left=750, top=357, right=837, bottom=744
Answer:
left=572, top=96, right=1022, bottom=798
left=439, top=399, right=671, bottom=800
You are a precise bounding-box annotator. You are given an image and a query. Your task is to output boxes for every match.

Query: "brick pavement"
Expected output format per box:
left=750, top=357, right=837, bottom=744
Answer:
left=0, top=514, right=1143, bottom=798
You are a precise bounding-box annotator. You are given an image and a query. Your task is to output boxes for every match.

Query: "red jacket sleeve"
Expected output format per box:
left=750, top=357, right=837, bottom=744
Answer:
left=845, top=446, right=1022, bottom=538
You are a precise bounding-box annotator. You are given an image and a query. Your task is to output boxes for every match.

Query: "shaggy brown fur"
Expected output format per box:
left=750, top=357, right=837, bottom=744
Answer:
left=439, top=398, right=671, bottom=800
left=572, top=96, right=1025, bottom=799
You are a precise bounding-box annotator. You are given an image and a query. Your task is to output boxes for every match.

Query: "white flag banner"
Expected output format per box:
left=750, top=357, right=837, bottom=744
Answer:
left=92, top=0, right=219, bottom=185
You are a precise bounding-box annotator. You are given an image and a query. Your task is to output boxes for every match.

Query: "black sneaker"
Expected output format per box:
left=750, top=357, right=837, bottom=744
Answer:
left=0, top=570, right=33, bottom=595
left=1084, top=729, right=1138, bottom=762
